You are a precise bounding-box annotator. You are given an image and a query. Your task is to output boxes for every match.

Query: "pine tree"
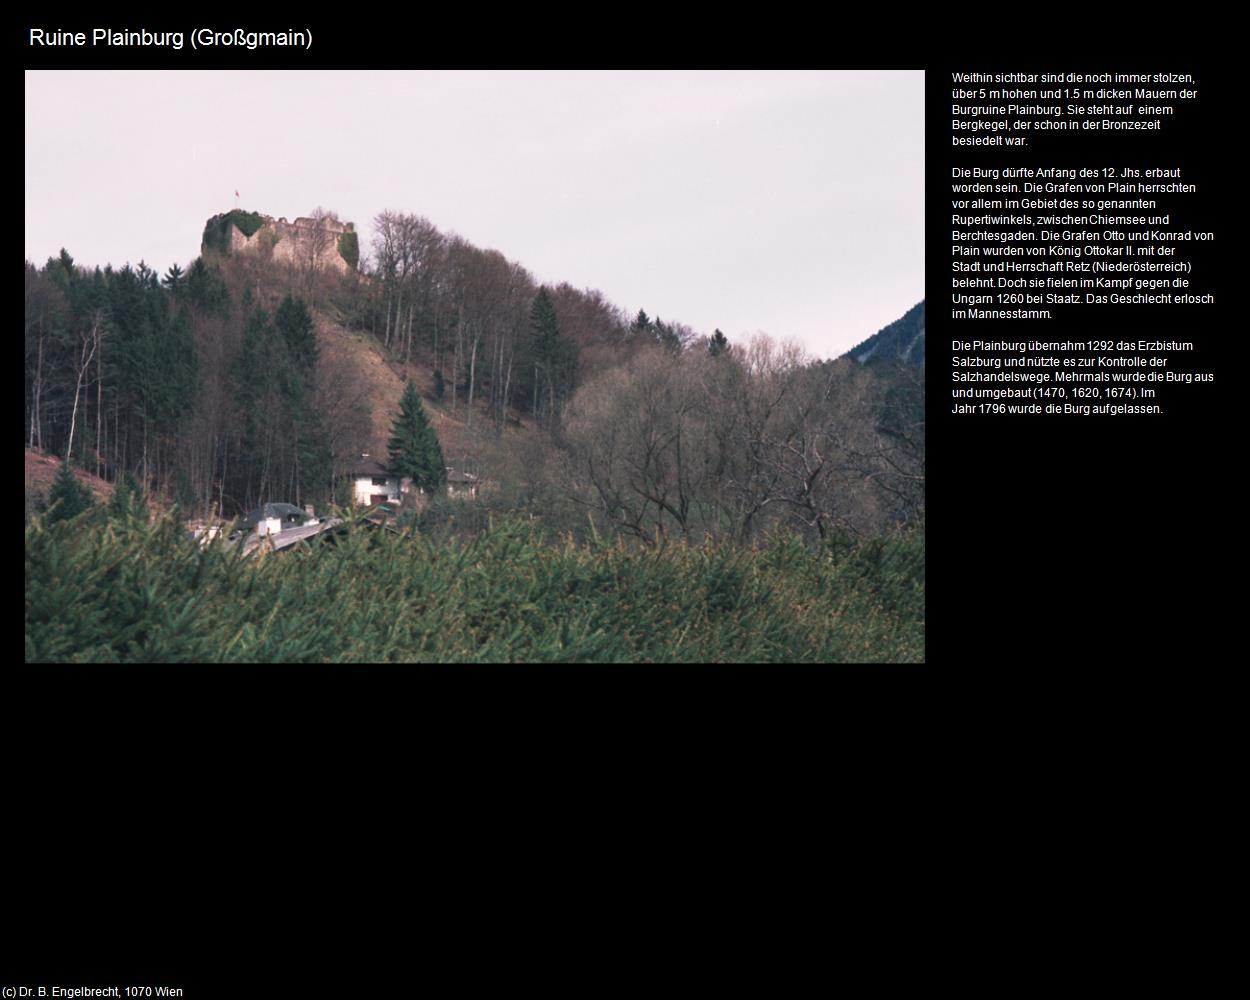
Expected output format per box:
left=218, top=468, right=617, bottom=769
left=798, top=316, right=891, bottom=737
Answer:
left=184, top=257, right=231, bottom=317
left=655, top=316, right=681, bottom=353
left=388, top=380, right=446, bottom=493
left=528, top=287, right=577, bottom=427
left=108, top=470, right=147, bottom=521
left=709, top=329, right=729, bottom=357
left=47, top=461, right=95, bottom=524
left=274, top=295, right=317, bottom=372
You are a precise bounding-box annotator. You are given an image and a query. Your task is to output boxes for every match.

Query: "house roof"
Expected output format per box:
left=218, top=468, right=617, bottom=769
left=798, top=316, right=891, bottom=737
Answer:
left=349, top=458, right=393, bottom=478
left=236, top=502, right=307, bottom=530
left=240, top=516, right=346, bottom=556
left=446, top=469, right=478, bottom=484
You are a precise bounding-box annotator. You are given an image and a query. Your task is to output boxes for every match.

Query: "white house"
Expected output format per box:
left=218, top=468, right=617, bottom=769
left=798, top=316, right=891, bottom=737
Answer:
left=345, top=455, right=482, bottom=508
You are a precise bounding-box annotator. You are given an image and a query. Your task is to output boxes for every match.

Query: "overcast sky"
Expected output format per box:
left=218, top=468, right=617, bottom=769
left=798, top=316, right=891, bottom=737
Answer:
left=25, top=70, right=923, bottom=359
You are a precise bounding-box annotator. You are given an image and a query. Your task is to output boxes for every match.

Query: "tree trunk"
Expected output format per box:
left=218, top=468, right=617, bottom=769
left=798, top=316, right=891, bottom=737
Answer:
left=95, top=321, right=103, bottom=478
left=404, top=301, right=416, bottom=365
left=66, top=317, right=99, bottom=463
left=467, top=329, right=479, bottom=429
left=452, top=313, right=463, bottom=415
left=391, top=288, right=404, bottom=357
left=29, top=323, right=43, bottom=450
left=293, top=415, right=300, bottom=507
left=499, top=354, right=514, bottom=435
left=548, top=366, right=556, bottom=428
left=218, top=434, right=228, bottom=519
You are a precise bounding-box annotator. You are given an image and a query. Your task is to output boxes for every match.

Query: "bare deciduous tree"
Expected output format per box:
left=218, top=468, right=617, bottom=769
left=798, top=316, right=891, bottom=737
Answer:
left=562, top=333, right=922, bottom=546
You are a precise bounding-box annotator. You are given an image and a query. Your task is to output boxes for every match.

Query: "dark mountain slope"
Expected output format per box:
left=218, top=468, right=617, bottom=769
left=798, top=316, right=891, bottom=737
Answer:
left=843, top=300, right=925, bottom=365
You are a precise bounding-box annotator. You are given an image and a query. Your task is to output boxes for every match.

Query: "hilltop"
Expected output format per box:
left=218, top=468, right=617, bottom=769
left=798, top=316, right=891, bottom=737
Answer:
left=201, top=208, right=358, bottom=275
left=26, top=207, right=925, bottom=539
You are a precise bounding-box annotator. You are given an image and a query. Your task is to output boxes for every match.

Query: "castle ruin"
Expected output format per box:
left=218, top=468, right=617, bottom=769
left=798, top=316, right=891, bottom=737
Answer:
left=201, top=210, right=359, bottom=275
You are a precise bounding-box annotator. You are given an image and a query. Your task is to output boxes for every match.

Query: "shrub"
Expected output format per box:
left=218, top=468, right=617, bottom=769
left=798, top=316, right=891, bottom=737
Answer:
left=337, top=232, right=359, bottom=270
left=45, top=461, right=96, bottom=525
left=25, top=514, right=924, bottom=663
left=201, top=210, right=267, bottom=255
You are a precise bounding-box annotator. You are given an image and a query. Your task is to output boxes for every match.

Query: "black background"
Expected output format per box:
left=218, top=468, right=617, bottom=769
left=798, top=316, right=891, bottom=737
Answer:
left=19, top=13, right=1233, bottom=993
left=931, top=48, right=1229, bottom=664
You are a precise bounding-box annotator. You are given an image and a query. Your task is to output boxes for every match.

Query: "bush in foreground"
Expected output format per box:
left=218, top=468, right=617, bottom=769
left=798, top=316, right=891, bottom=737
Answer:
left=24, top=514, right=923, bottom=663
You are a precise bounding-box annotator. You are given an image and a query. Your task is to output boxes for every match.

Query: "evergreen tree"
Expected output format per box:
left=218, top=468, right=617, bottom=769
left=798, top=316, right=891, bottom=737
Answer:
left=709, top=329, right=730, bottom=357
left=108, top=470, right=147, bottom=521
left=103, top=263, right=198, bottom=491
left=174, top=468, right=197, bottom=512
left=47, top=461, right=95, bottom=524
left=333, top=474, right=354, bottom=510
left=184, top=257, right=231, bottom=317
left=274, top=296, right=317, bottom=371
left=655, top=316, right=682, bottom=353
left=227, top=307, right=274, bottom=507
left=388, top=380, right=446, bottom=492
left=273, top=295, right=328, bottom=505
left=295, top=408, right=332, bottom=509
left=527, top=287, right=578, bottom=426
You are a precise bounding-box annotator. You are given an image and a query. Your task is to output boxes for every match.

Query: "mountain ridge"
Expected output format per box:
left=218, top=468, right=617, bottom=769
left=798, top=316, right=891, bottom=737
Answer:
left=843, top=300, right=925, bottom=365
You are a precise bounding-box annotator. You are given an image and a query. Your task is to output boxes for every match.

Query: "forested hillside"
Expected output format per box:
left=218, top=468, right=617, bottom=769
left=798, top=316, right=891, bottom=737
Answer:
left=845, top=300, right=926, bottom=365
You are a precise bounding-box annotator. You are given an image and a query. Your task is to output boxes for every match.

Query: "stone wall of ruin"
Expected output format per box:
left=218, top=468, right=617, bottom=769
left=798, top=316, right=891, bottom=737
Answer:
left=219, top=213, right=356, bottom=275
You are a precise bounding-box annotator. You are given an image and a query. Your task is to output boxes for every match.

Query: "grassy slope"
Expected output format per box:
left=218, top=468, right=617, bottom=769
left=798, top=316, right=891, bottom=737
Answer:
left=314, top=309, right=542, bottom=475
left=25, top=448, right=115, bottom=504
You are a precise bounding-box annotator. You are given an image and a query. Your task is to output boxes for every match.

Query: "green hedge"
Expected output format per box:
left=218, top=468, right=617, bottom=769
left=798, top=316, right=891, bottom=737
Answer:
left=338, top=231, right=359, bottom=270
left=24, top=515, right=924, bottom=663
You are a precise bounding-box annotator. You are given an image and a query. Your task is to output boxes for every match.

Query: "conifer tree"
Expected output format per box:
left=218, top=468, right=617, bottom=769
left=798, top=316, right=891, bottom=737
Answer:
left=709, top=329, right=730, bottom=357
left=528, top=287, right=577, bottom=427
left=108, top=470, right=147, bottom=521
left=655, top=316, right=681, bottom=353
left=388, top=380, right=446, bottom=492
left=275, top=295, right=317, bottom=372
left=162, top=263, right=184, bottom=293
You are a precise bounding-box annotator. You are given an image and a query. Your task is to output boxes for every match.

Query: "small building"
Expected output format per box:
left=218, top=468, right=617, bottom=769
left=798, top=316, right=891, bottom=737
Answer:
left=245, top=516, right=345, bottom=555
left=220, top=502, right=340, bottom=556
left=348, top=455, right=402, bottom=507
left=235, top=502, right=313, bottom=536
left=343, top=455, right=480, bottom=508
left=446, top=469, right=479, bottom=499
